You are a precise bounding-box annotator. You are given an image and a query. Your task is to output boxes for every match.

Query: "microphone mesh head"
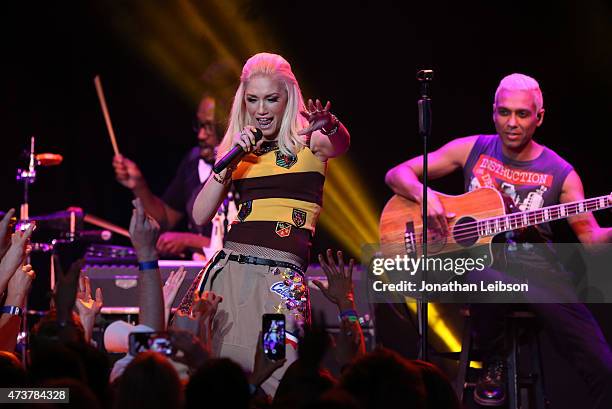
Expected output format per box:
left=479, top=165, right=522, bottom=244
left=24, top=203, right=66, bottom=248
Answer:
left=253, top=128, right=263, bottom=141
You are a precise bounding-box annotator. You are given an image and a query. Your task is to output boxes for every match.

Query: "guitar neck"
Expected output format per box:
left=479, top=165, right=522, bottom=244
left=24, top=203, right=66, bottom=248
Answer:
left=477, top=194, right=612, bottom=237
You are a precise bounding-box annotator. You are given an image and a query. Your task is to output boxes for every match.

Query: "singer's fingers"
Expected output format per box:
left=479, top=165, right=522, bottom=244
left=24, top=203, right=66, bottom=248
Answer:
left=307, top=99, right=316, bottom=112
left=233, top=130, right=249, bottom=151
left=236, top=137, right=250, bottom=152
left=243, top=128, right=256, bottom=146
left=242, top=132, right=254, bottom=151
left=297, top=125, right=315, bottom=136
left=255, top=138, right=265, bottom=150
left=299, top=110, right=312, bottom=121
left=315, top=99, right=324, bottom=111
left=324, top=100, right=331, bottom=112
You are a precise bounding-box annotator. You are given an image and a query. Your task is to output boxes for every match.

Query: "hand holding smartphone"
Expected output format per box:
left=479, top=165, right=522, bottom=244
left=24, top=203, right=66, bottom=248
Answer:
left=129, top=331, right=177, bottom=357
left=262, top=313, right=286, bottom=361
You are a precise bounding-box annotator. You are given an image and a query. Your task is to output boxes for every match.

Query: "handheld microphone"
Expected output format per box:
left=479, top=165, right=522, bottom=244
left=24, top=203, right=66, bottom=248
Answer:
left=213, top=128, right=263, bottom=174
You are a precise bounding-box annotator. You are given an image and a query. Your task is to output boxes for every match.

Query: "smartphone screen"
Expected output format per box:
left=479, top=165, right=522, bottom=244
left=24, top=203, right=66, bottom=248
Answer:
left=129, top=332, right=176, bottom=357
left=14, top=219, right=26, bottom=232
left=262, top=313, right=286, bottom=361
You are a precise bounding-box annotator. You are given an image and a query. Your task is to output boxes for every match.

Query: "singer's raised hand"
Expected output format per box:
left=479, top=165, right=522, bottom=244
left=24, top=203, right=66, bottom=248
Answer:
left=298, top=99, right=335, bottom=136
left=233, top=126, right=264, bottom=153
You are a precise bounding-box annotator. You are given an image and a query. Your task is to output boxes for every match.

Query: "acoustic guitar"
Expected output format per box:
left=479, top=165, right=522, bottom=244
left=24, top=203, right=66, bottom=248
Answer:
left=379, top=187, right=611, bottom=265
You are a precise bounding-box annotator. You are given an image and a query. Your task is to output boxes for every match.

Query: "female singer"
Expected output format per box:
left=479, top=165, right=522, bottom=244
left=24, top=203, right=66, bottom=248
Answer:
left=182, top=52, right=349, bottom=393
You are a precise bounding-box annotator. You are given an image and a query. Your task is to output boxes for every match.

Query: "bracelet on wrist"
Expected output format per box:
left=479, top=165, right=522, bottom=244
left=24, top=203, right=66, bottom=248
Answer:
left=212, top=171, right=232, bottom=185
left=321, top=114, right=340, bottom=136
left=138, top=260, right=159, bottom=271
left=212, top=174, right=228, bottom=185
left=339, top=309, right=358, bottom=322
left=0, top=305, right=23, bottom=316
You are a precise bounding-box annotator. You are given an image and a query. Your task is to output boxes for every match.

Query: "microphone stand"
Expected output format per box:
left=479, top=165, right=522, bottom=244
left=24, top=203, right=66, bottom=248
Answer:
left=417, top=70, right=433, bottom=361
left=15, top=136, right=37, bottom=367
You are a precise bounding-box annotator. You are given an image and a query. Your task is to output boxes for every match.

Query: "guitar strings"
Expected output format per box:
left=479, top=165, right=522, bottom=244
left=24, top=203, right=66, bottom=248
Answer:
left=411, top=197, right=610, bottom=244
left=442, top=199, right=605, bottom=237
left=434, top=203, right=605, bottom=243
left=447, top=199, right=604, bottom=237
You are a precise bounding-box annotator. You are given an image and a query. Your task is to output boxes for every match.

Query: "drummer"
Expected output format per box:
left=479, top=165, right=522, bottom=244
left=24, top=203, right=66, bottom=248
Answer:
left=112, top=95, right=222, bottom=259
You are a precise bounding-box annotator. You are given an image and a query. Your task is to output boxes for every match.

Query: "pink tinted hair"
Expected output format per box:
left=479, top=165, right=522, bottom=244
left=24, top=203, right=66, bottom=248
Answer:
left=221, top=53, right=308, bottom=157
left=494, top=73, right=544, bottom=111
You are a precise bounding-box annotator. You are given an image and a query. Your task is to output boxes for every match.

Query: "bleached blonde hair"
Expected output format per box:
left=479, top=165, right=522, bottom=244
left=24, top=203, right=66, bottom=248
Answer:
left=220, top=53, right=309, bottom=157
left=494, top=73, right=544, bottom=111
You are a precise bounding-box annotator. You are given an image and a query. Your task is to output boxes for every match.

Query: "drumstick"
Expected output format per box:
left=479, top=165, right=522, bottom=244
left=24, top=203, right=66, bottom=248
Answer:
left=94, top=75, right=120, bottom=156
left=83, top=213, right=130, bottom=238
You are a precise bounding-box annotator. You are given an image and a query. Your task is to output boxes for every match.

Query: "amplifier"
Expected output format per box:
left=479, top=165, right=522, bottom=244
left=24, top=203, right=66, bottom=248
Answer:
left=84, top=260, right=205, bottom=313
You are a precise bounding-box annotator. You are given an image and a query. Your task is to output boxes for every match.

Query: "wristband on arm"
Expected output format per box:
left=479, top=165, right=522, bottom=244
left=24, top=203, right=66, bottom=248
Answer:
left=0, top=305, right=23, bottom=316
left=138, top=260, right=159, bottom=271
left=339, top=309, right=358, bottom=322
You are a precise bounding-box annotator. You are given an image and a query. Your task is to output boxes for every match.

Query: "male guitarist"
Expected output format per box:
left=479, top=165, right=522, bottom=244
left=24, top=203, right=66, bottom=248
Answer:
left=386, top=73, right=612, bottom=408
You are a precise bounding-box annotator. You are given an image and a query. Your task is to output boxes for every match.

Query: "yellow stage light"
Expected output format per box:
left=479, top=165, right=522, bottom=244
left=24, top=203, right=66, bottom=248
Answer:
left=100, top=0, right=462, bottom=358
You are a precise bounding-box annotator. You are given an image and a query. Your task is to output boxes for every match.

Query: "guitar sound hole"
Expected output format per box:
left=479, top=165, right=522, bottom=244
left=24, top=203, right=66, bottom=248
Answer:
left=453, top=216, right=478, bottom=247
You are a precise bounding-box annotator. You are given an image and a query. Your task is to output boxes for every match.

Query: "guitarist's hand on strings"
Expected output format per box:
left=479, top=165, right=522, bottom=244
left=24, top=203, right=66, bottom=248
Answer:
left=422, top=188, right=455, bottom=237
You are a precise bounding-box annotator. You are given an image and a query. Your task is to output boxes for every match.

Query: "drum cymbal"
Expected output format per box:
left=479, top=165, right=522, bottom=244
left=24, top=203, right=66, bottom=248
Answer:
left=36, top=153, right=63, bottom=166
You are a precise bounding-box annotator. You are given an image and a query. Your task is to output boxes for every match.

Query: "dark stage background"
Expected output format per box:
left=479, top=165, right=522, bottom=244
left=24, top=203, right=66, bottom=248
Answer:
left=2, top=1, right=611, bottom=407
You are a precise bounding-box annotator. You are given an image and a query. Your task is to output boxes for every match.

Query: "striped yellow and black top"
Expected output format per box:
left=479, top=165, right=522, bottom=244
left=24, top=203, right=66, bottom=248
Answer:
left=226, top=141, right=326, bottom=263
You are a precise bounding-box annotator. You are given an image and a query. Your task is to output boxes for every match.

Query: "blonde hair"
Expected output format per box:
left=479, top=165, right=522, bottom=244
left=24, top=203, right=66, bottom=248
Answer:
left=220, top=53, right=308, bottom=157
left=494, top=73, right=544, bottom=111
